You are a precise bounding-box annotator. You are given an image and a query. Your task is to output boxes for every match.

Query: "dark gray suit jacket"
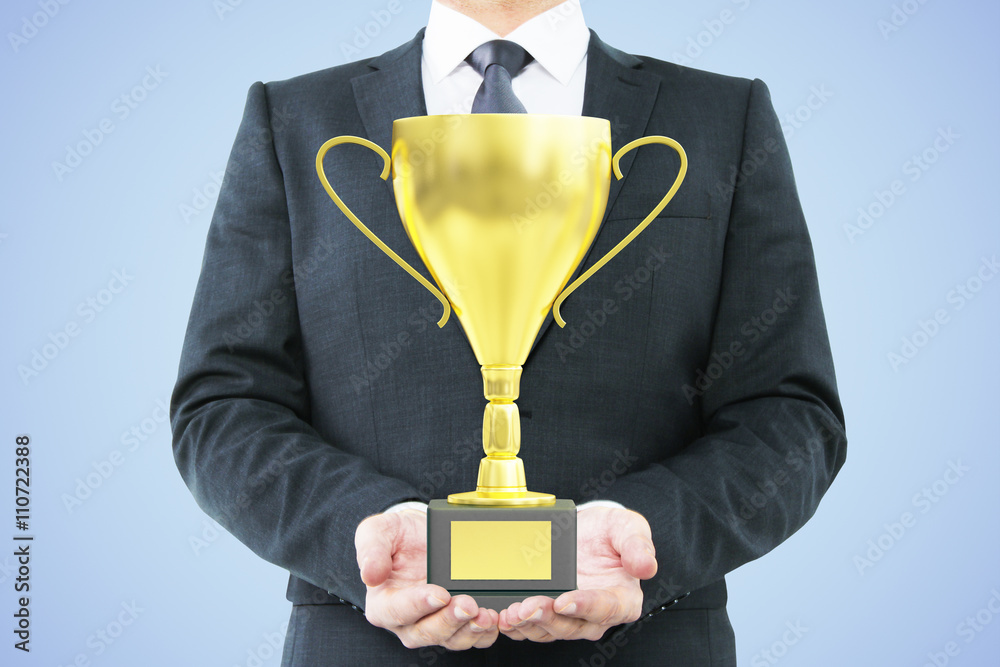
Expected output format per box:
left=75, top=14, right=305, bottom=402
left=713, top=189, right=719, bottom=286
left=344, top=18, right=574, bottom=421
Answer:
left=171, top=29, right=846, bottom=664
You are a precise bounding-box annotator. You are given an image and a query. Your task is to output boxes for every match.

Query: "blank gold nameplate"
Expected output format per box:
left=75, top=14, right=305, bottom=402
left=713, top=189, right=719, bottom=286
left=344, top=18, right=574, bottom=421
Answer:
left=451, top=521, right=552, bottom=580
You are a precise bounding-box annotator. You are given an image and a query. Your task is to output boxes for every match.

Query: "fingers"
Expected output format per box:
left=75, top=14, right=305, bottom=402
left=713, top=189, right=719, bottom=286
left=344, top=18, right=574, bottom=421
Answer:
left=496, top=507, right=655, bottom=643
left=554, top=587, right=639, bottom=626
left=498, top=604, right=532, bottom=641
left=357, top=512, right=499, bottom=650
left=396, top=596, right=498, bottom=650
left=499, top=599, right=560, bottom=642
left=444, top=606, right=500, bottom=650
left=474, top=608, right=500, bottom=647
left=499, top=597, right=601, bottom=642
left=355, top=513, right=398, bottom=587
left=619, top=532, right=658, bottom=580
left=367, top=585, right=500, bottom=650
left=366, top=583, right=452, bottom=629
left=608, top=511, right=658, bottom=580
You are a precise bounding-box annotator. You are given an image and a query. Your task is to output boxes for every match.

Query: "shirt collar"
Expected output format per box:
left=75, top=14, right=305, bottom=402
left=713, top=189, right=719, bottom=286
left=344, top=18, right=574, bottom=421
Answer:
left=423, top=0, right=589, bottom=85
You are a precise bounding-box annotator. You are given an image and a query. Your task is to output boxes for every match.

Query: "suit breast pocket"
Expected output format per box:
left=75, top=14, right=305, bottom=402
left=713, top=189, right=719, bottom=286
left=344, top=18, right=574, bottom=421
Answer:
left=606, top=187, right=712, bottom=223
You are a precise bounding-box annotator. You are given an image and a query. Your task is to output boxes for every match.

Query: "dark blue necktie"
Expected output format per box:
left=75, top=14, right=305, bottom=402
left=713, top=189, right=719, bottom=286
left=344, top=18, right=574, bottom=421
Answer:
left=466, top=40, right=533, bottom=113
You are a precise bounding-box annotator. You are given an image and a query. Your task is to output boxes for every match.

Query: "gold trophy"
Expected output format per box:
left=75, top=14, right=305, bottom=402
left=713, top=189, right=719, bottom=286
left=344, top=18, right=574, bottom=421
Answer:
left=317, top=115, right=686, bottom=610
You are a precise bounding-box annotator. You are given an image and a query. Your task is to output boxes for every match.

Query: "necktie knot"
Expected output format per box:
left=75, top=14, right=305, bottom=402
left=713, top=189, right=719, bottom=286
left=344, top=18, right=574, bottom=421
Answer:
left=465, top=40, right=533, bottom=113
left=466, top=40, right=533, bottom=79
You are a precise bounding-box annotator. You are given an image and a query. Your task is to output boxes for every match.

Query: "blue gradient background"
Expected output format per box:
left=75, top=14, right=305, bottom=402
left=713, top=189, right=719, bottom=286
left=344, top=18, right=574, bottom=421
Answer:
left=2, top=1, right=997, bottom=665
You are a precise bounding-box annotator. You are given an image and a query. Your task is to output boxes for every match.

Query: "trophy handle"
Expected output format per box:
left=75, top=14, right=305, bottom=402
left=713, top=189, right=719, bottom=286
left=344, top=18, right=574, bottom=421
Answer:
left=316, top=136, right=451, bottom=328
left=551, top=136, right=688, bottom=327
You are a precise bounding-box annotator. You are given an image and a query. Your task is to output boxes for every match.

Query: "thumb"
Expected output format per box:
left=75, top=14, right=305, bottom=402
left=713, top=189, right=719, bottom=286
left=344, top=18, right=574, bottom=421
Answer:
left=355, top=513, right=398, bottom=587
left=611, top=512, right=658, bottom=580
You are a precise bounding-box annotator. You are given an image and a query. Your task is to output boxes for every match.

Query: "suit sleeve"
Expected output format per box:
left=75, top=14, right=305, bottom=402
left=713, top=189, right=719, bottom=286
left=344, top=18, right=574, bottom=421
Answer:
left=598, top=78, right=847, bottom=614
left=170, top=81, right=423, bottom=609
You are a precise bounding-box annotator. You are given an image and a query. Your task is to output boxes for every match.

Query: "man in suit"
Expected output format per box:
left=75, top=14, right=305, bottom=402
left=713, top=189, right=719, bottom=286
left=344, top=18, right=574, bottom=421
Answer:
left=170, top=0, right=847, bottom=664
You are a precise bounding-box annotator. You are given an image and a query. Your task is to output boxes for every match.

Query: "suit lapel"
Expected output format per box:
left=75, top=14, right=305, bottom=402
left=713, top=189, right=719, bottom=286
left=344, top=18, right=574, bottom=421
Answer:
left=348, top=30, right=446, bottom=286
left=527, top=30, right=662, bottom=360
left=347, top=29, right=662, bottom=364
left=350, top=30, right=489, bottom=365
left=351, top=29, right=428, bottom=155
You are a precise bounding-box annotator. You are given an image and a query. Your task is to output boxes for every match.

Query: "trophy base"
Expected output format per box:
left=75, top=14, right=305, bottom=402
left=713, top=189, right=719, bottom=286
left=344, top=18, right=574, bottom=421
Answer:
left=427, top=499, right=576, bottom=612
left=443, top=591, right=567, bottom=613
left=447, top=490, right=556, bottom=506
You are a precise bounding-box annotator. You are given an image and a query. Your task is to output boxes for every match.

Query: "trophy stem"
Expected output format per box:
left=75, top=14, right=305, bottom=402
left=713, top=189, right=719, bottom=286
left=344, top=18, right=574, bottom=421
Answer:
left=447, top=365, right=555, bottom=506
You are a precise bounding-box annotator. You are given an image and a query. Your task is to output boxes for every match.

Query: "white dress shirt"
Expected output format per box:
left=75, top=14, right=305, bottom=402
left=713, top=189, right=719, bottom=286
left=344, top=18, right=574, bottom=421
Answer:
left=421, top=0, right=590, bottom=116
left=386, top=1, right=624, bottom=515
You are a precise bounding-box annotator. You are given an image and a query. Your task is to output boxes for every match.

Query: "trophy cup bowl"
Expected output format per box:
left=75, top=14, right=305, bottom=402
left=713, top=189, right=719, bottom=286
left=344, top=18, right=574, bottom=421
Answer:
left=317, top=114, right=687, bottom=611
left=393, top=115, right=612, bottom=505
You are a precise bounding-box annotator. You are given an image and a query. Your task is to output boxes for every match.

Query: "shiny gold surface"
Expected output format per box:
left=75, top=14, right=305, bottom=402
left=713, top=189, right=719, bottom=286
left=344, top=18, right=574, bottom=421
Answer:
left=316, top=116, right=687, bottom=507
left=447, top=490, right=556, bottom=506
left=391, top=116, right=612, bottom=505
left=391, top=115, right=612, bottom=367
left=482, top=365, right=522, bottom=401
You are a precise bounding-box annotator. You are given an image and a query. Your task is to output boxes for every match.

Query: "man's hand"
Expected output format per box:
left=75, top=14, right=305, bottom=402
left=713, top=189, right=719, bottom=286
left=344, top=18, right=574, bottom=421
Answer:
left=498, top=506, right=657, bottom=642
left=355, top=509, right=500, bottom=650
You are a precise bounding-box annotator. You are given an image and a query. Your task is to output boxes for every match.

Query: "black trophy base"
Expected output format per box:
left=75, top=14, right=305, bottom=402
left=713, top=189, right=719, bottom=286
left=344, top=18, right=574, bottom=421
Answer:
left=427, top=499, right=576, bottom=612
